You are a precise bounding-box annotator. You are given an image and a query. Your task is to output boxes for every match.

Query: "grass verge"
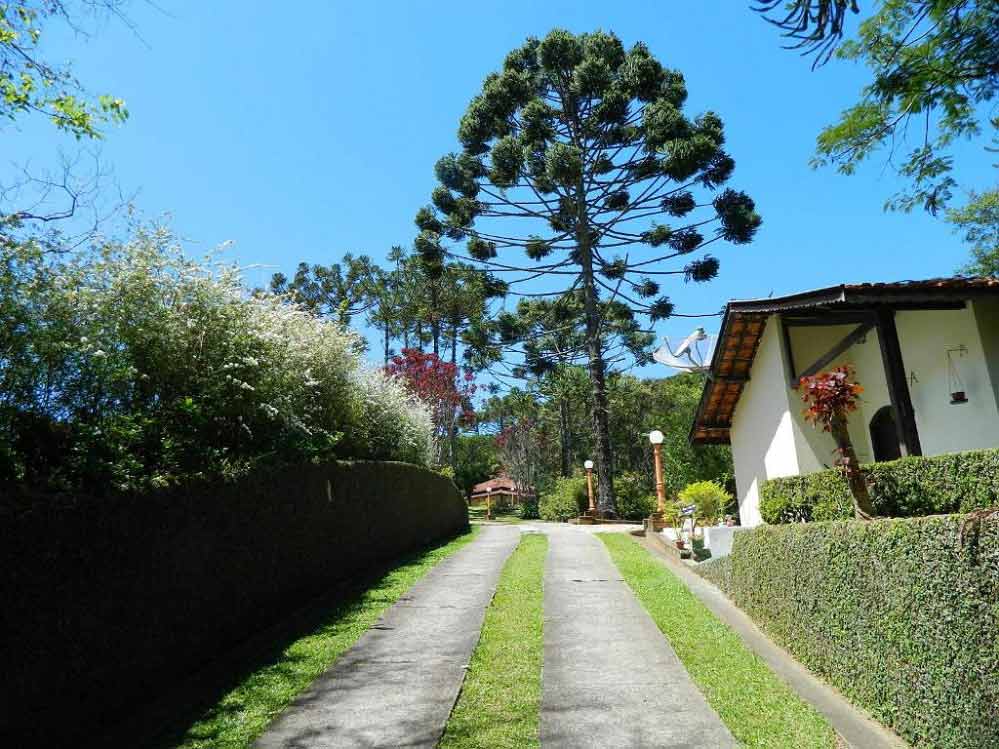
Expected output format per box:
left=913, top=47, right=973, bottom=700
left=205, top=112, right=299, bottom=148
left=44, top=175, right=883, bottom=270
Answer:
left=439, top=531, right=547, bottom=749
left=141, top=528, right=478, bottom=749
left=600, top=534, right=839, bottom=749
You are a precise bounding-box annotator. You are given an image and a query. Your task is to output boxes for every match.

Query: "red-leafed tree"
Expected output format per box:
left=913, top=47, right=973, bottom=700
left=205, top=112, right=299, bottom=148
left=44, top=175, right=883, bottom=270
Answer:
left=799, top=365, right=875, bottom=521
left=387, top=348, right=476, bottom=466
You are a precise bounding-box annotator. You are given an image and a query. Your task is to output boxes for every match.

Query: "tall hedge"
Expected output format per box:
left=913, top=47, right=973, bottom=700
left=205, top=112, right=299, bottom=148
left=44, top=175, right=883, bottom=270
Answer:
left=0, top=460, right=467, bottom=745
left=760, top=448, right=999, bottom=524
left=697, top=516, right=999, bottom=749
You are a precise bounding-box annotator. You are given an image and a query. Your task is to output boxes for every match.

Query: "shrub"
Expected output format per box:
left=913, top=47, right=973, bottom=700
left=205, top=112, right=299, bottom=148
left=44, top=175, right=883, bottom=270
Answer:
left=518, top=494, right=540, bottom=520
left=760, top=448, right=999, bottom=524
left=0, top=229, right=433, bottom=494
left=695, top=516, right=999, bottom=749
left=678, top=480, right=731, bottom=525
left=614, top=471, right=656, bottom=520
left=539, top=475, right=588, bottom=521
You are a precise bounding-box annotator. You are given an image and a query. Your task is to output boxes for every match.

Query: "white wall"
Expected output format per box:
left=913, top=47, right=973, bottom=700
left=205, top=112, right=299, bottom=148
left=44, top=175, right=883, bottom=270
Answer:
left=897, top=307, right=999, bottom=455
left=729, top=318, right=800, bottom=527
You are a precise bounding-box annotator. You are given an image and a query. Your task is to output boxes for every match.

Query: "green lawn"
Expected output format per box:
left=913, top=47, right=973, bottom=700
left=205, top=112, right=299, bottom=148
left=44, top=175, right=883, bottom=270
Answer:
left=600, top=534, right=840, bottom=749
left=148, top=529, right=478, bottom=749
left=440, top=532, right=548, bottom=749
left=467, top=503, right=526, bottom=524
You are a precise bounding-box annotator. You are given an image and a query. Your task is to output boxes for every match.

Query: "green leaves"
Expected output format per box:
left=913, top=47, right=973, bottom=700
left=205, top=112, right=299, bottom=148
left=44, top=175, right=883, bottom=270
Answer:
left=713, top=189, right=762, bottom=244
left=489, top=135, right=525, bottom=188
left=544, top=142, right=583, bottom=187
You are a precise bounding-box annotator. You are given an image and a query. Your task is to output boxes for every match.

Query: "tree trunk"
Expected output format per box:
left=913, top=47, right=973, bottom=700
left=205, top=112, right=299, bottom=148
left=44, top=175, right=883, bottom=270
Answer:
left=450, top=324, right=458, bottom=367
left=830, top=414, right=875, bottom=520
left=383, top=321, right=391, bottom=366
left=559, top=398, right=572, bottom=477
left=576, top=180, right=616, bottom=516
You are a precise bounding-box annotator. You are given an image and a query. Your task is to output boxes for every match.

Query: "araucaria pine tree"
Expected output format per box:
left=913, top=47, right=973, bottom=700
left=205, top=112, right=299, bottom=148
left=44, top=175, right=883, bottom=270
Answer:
left=416, top=29, right=762, bottom=515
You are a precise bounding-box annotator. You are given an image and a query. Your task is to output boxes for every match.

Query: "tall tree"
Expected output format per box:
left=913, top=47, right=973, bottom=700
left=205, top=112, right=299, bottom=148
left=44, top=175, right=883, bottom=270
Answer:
left=270, top=254, right=376, bottom=327
left=754, top=1, right=998, bottom=262
left=415, top=29, right=761, bottom=514
left=953, top=189, right=999, bottom=274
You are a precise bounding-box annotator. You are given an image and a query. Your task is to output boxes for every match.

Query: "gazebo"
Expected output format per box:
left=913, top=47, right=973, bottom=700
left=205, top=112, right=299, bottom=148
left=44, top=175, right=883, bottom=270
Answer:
left=469, top=476, right=534, bottom=506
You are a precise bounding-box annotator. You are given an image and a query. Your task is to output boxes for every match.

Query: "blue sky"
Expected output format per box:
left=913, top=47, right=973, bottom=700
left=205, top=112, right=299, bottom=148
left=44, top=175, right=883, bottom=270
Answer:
left=18, top=0, right=994, bottom=372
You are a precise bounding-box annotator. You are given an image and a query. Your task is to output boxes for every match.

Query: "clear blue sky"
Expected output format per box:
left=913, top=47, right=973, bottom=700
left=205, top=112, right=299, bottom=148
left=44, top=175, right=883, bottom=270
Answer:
left=20, top=0, right=993, bottom=370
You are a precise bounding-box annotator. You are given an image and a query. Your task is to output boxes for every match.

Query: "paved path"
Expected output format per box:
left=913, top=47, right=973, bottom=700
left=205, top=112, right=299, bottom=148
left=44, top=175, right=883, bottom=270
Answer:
left=253, top=525, right=520, bottom=749
left=539, top=526, right=738, bottom=748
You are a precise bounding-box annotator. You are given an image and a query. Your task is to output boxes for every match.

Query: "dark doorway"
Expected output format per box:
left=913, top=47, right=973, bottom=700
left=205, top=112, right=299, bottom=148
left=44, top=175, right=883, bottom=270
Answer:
left=870, top=406, right=902, bottom=462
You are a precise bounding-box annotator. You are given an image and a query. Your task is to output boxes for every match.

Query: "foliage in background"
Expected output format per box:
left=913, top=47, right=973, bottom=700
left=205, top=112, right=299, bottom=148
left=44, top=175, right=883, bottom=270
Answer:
left=954, top=188, right=999, bottom=275
left=759, top=446, right=999, bottom=523
left=386, top=348, right=475, bottom=467
left=538, top=474, right=588, bottom=521
left=416, top=28, right=761, bottom=514
left=613, top=471, right=656, bottom=520
left=754, top=1, right=999, bottom=270
left=677, top=480, right=731, bottom=525
left=696, top=516, right=999, bottom=749
left=495, top=417, right=542, bottom=502
left=477, top=371, right=732, bottom=507
left=0, top=228, right=433, bottom=494
left=452, top=434, right=500, bottom=499
left=798, top=365, right=875, bottom=519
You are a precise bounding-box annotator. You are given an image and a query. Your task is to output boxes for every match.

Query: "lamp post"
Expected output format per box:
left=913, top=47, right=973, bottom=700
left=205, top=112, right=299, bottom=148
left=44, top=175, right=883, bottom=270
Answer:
left=648, top=430, right=666, bottom=530
left=584, top=459, right=595, bottom=517
left=486, top=487, right=493, bottom=521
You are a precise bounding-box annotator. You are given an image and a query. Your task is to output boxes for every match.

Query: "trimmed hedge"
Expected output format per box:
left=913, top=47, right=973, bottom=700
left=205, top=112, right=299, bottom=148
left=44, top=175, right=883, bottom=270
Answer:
left=0, top=461, right=467, bottom=745
left=696, top=516, right=999, bottom=749
left=760, top=448, right=999, bottom=523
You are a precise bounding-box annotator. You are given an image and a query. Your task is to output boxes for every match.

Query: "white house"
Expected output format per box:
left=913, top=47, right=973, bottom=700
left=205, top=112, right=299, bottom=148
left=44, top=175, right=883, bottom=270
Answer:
left=690, top=277, right=999, bottom=527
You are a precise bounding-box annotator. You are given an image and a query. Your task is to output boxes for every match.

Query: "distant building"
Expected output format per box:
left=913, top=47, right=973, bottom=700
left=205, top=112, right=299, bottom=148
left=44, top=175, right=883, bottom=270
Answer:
left=690, top=277, right=999, bottom=526
left=469, top=476, right=535, bottom=506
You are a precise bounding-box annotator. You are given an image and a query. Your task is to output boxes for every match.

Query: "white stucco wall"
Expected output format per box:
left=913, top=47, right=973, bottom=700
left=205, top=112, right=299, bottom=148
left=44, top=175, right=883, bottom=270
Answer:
left=897, top=306, right=999, bottom=455
left=729, top=319, right=800, bottom=527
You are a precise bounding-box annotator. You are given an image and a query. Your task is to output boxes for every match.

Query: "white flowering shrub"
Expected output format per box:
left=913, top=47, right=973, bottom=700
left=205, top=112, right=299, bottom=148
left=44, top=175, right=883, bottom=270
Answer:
left=0, top=228, right=433, bottom=494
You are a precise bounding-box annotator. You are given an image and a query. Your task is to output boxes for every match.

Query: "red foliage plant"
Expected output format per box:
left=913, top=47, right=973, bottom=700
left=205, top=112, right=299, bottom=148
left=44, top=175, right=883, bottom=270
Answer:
left=386, top=348, right=476, bottom=463
left=799, top=365, right=864, bottom=431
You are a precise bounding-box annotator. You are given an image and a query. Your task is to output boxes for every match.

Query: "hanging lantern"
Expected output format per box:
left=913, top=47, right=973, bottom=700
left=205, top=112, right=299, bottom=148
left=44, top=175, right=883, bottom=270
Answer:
left=947, top=346, right=969, bottom=404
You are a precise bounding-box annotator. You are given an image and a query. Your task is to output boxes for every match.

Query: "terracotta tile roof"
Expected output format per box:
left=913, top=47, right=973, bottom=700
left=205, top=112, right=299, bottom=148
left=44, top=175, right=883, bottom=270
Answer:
left=690, top=276, right=999, bottom=445
left=470, top=476, right=534, bottom=497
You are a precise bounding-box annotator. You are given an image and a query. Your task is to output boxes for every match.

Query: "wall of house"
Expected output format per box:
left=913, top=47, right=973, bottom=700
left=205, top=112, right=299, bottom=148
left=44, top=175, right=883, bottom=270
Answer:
left=786, top=323, right=890, bottom=466
left=973, top=299, right=999, bottom=409
left=897, top=306, right=999, bottom=456
left=730, top=318, right=801, bottom=527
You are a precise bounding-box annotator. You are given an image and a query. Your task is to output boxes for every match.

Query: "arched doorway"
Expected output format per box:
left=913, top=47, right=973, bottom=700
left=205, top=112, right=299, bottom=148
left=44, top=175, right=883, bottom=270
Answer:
left=869, top=406, right=902, bottom=462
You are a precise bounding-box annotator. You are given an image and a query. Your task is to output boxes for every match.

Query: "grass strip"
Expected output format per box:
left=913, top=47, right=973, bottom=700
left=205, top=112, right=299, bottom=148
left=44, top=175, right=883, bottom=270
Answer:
left=439, top=531, right=547, bottom=749
left=160, top=528, right=478, bottom=749
left=600, top=534, right=839, bottom=749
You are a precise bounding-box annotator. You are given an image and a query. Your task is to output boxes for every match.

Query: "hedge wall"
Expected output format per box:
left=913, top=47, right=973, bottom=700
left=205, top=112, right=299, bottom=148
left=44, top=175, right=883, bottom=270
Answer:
left=0, top=461, right=467, bottom=744
left=760, top=448, right=999, bottom=524
left=696, top=516, right=999, bottom=749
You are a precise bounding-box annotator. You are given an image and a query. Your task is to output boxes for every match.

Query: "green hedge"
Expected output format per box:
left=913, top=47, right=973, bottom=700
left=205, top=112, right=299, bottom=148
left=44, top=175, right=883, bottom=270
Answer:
left=539, top=475, right=588, bottom=521
left=696, top=516, right=999, bottom=749
left=0, top=461, right=467, bottom=745
left=760, top=448, right=999, bottom=523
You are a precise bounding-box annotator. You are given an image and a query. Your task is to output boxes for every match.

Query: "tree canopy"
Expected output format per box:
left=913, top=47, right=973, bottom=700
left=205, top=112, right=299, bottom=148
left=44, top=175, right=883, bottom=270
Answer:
left=416, top=29, right=760, bottom=514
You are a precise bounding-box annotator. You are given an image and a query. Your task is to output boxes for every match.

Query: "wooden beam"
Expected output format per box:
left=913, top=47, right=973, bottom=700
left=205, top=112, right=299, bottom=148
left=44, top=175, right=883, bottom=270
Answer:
left=782, top=312, right=875, bottom=328
left=796, top=322, right=875, bottom=381
left=780, top=316, right=798, bottom=386
left=875, top=307, right=922, bottom=457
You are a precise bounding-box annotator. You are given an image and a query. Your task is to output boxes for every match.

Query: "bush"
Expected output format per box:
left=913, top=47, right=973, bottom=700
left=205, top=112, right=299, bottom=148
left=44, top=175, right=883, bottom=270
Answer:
left=678, top=480, right=731, bottom=525
left=694, top=516, right=999, bottom=749
left=760, top=448, right=999, bottom=524
left=539, top=475, right=588, bottom=521
left=614, top=471, right=656, bottom=520
left=0, top=230, right=433, bottom=494
left=518, top=494, right=540, bottom=519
